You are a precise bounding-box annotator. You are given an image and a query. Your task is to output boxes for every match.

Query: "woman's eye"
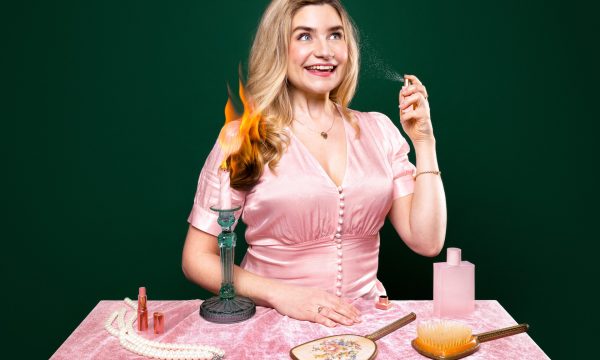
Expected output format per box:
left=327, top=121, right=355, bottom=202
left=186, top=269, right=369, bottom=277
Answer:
left=298, top=33, right=311, bottom=41
left=330, top=32, right=343, bottom=40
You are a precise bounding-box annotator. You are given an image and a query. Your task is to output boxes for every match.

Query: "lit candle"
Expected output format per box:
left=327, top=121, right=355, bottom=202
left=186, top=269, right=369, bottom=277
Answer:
left=219, top=167, right=232, bottom=209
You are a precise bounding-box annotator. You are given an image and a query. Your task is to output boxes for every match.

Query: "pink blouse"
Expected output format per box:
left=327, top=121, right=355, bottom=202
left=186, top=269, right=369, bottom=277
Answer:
left=188, top=109, right=416, bottom=300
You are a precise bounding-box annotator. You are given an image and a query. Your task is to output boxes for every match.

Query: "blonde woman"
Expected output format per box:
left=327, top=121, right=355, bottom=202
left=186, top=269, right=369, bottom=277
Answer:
left=182, top=0, right=446, bottom=328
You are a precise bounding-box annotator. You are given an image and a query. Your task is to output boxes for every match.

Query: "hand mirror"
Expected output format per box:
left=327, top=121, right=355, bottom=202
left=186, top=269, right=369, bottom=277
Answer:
left=290, top=312, right=416, bottom=360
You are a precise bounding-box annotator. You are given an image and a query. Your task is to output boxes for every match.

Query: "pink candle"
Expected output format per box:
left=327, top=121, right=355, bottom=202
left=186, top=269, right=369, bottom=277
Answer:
left=219, top=168, right=232, bottom=209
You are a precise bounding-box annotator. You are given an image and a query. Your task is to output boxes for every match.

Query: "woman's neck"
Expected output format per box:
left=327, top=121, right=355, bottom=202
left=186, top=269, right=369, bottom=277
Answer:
left=290, top=89, right=335, bottom=123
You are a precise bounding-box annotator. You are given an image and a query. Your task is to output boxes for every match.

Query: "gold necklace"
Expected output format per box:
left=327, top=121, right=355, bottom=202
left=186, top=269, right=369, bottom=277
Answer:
left=294, top=115, right=336, bottom=139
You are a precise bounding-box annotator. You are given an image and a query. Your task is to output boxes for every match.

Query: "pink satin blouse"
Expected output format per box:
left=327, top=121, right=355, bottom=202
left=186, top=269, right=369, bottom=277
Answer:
left=188, top=109, right=416, bottom=300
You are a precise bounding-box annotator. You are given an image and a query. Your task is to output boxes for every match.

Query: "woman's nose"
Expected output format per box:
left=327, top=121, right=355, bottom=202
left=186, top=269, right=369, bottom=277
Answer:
left=314, top=39, right=334, bottom=59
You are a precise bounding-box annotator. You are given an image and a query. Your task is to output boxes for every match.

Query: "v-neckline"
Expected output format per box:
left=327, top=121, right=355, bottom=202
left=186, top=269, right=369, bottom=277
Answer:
left=289, top=104, right=350, bottom=189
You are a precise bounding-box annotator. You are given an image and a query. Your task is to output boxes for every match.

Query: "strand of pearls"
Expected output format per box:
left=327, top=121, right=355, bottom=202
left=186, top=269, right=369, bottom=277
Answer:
left=104, top=298, right=225, bottom=360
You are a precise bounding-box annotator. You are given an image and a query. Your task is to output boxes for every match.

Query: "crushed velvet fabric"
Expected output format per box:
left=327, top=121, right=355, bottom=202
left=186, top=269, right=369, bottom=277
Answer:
left=52, top=299, right=548, bottom=359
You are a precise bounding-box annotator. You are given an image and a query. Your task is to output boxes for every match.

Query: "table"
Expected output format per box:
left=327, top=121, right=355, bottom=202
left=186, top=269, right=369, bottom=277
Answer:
left=51, top=299, right=548, bottom=359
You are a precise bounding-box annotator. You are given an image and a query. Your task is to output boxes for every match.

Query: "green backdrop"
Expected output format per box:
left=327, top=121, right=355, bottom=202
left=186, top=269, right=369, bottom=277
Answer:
left=3, top=0, right=596, bottom=358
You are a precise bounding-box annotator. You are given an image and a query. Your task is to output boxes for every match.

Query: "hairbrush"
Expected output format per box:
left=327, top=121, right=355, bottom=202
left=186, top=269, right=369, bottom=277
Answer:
left=412, top=320, right=529, bottom=360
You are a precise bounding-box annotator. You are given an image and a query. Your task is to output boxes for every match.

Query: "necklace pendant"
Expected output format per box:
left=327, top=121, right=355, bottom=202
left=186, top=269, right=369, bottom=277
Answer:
left=320, top=132, right=328, bottom=139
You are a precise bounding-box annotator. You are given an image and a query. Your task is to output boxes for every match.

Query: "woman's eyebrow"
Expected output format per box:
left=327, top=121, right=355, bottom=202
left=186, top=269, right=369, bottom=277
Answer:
left=292, top=25, right=344, bottom=33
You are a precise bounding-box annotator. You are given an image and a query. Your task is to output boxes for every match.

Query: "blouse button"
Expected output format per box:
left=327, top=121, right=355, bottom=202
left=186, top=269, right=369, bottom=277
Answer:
left=339, top=209, right=344, bottom=216
left=337, top=186, right=343, bottom=193
left=335, top=233, right=341, bottom=239
left=337, top=265, right=342, bottom=272
left=336, top=282, right=342, bottom=288
left=337, top=225, right=342, bottom=232
left=337, top=250, right=343, bottom=257
left=337, top=274, right=343, bottom=280
left=339, top=193, right=345, bottom=200
left=339, top=202, right=345, bottom=208
left=336, top=244, right=342, bottom=249
left=336, top=290, right=342, bottom=297
left=335, top=239, right=342, bottom=244
left=338, top=219, right=344, bottom=225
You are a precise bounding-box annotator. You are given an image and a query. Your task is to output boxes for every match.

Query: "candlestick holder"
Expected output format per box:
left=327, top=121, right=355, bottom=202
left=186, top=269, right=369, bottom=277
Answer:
left=200, top=205, right=256, bottom=323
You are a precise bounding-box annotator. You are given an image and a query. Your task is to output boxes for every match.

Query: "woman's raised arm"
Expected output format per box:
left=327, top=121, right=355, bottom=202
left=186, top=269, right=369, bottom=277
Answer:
left=387, top=74, right=447, bottom=257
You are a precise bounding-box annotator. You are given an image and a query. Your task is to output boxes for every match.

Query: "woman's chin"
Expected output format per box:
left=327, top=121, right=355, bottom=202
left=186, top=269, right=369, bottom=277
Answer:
left=293, top=83, right=340, bottom=98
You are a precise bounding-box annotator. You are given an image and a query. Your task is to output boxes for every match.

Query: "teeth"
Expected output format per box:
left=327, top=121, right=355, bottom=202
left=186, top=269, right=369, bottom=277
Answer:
left=306, top=65, right=334, bottom=71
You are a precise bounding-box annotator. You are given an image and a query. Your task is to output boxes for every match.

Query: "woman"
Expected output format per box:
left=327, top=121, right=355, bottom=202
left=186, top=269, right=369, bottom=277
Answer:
left=182, top=0, right=446, bottom=328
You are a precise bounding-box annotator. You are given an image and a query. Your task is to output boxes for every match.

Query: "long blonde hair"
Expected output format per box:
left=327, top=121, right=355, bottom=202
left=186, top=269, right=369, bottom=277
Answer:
left=230, top=0, right=360, bottom=190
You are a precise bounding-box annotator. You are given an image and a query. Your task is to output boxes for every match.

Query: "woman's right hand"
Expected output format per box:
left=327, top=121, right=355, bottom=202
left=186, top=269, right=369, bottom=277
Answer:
left=268, top=284, right=362, bottom=327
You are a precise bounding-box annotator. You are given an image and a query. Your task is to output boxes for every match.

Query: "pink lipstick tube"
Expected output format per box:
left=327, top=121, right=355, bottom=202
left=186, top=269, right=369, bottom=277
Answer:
left=137, top=286, right=148, bottom=331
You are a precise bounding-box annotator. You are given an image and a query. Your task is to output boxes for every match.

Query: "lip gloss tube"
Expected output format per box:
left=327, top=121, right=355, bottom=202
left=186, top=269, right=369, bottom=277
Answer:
left=137, top=286, right=148, bottom=331
left=154, top=312, right=164, bottom=334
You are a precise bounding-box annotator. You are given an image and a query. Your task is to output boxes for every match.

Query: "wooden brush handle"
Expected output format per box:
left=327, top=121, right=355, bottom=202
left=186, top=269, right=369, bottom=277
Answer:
left=476, top=323, right=529, bottom=343
left=366, top=312, right=416, bottom=341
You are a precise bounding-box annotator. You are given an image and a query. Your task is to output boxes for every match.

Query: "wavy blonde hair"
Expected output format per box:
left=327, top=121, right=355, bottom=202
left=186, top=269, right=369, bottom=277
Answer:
left=230, top=0, right=360, bottom=190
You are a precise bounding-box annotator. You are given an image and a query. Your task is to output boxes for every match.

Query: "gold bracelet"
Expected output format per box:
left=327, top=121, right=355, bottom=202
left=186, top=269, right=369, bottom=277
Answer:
left=414, top=170, right=441, bottom=180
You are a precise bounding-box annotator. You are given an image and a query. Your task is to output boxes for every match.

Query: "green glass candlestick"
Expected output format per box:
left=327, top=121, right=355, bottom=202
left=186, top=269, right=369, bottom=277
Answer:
left=200, top=205, right=256, bottom=323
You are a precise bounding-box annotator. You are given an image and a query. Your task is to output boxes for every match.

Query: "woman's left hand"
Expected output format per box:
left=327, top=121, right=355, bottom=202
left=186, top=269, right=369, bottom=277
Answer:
left=398, top=74, right=434, bottom=143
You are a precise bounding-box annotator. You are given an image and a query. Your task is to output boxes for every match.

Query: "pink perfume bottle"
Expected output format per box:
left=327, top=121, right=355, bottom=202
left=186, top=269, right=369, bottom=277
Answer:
left=433, top=247, right=475, bottom=317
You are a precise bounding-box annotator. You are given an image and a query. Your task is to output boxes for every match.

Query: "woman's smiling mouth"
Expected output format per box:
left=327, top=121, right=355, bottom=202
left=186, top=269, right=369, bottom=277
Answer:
left=304, top=64, right=337, bottom=76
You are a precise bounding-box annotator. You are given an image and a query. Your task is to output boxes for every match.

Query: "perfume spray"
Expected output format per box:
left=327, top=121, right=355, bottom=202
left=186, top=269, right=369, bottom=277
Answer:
left=433, top=248, right=475, bottom=317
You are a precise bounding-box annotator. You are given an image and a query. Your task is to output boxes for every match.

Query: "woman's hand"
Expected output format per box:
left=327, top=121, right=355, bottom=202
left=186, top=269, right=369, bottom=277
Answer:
left=398, top=74, right=434, bottom=144
left=268, top=284, right=362, bottom=327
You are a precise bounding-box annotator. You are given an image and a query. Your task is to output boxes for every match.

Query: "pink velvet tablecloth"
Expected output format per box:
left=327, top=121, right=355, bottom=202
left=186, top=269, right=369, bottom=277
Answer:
left=51, top=299, right=548, bottom=359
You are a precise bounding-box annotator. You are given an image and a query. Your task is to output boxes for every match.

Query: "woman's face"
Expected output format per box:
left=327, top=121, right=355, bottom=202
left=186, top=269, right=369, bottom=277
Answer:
left=287, top=4, right=348, bottom=98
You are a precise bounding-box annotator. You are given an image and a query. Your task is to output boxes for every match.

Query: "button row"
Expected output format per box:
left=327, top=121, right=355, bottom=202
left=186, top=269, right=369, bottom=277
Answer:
left=335, top=185, right=344, bottom=297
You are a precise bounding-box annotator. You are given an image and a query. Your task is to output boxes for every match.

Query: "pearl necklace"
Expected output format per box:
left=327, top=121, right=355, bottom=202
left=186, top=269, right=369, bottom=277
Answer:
left=104, top=298, right=225, bottom=360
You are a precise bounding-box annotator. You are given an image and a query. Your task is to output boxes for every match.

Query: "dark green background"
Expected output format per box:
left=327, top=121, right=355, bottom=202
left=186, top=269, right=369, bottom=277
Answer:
left=3, top=0, right=597, bottom=358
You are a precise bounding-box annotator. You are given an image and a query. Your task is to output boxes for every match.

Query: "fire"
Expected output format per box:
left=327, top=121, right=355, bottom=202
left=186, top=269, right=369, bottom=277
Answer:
left=217, top=80, right=263, bottom=171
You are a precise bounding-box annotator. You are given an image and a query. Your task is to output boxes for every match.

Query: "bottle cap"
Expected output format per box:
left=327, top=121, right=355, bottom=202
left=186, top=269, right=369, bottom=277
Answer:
left=447, top=247, right=461, bottom=266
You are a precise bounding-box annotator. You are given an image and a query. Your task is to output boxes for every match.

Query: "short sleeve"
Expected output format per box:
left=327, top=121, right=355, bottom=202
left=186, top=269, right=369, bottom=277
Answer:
left=370, top=112, right=416, bottom=199
left=187, top=141, right=246, bottom=236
